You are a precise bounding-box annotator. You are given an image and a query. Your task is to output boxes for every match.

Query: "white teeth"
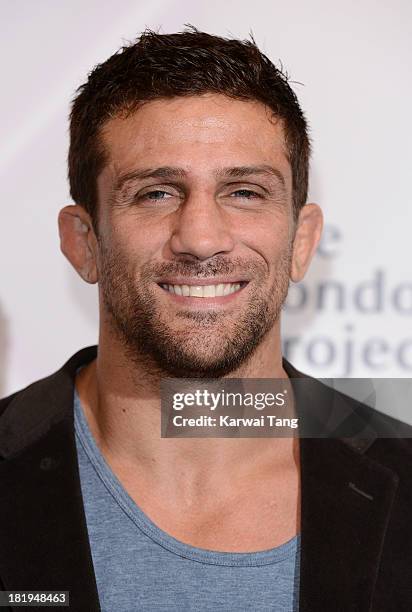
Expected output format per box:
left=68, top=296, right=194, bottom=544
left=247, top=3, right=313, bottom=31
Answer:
left=203, top=285, right=216, bottom=297
left=190, top=286, right=204, bottom=297
left=162, top=282, right=244, bottom=298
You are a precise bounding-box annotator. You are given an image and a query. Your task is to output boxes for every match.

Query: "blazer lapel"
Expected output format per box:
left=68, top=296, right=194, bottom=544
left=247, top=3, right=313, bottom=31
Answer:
left=282, top=358, right=400, bottom=610
left=298, top=435, right=399, bottom=611
left=0, top=347, right=100, bottom=611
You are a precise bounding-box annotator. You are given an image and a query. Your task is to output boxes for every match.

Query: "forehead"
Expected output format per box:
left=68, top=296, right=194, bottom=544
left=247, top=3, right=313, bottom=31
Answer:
left=99, top=94, right=291, bottom=183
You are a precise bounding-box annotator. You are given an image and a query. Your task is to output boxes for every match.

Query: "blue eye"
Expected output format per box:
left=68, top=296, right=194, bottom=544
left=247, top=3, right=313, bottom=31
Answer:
left=232, top=189, right=260, bottom=199
left=144, top=190, right=170, bottom=200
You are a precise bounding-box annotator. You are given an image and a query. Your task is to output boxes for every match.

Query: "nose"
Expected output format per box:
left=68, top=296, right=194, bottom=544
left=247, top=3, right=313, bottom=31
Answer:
left=169, top=194, right=235, bottom=260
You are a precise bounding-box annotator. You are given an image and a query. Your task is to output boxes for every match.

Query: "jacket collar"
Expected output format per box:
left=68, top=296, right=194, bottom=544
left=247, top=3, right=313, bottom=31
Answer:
left=0, top=346, right=96, bottom=460
left=282, top=358, right=378, bottom=452
left=0, top=346, right=400, bottom=611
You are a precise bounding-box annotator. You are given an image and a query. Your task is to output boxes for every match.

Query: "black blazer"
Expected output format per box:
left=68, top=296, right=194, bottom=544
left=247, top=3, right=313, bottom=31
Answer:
left=0, top=346, right=411, bottom=611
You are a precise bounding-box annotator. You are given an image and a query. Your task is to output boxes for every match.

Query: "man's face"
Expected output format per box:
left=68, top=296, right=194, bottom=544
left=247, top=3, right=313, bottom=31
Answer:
left=96, top=94, right=295, bottom=378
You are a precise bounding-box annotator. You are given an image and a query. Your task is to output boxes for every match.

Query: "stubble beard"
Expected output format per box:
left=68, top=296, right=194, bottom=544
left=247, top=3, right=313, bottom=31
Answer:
left=98, top=240, right=292, bottom=379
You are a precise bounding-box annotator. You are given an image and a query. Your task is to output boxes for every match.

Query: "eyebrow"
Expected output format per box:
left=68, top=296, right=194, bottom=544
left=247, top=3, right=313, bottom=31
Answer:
left=113, top=164, right=286, bottom=194
left=218, top=165, right=286, bottom=187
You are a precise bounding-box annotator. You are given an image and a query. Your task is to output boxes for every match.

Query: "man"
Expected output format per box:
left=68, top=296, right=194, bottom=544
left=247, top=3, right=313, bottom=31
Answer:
left=0, top=27, right=411, bottom=612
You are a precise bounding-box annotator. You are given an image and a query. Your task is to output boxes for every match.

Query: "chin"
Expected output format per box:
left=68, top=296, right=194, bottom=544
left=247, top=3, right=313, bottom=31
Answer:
left=155, top=343, right=250, bottom=379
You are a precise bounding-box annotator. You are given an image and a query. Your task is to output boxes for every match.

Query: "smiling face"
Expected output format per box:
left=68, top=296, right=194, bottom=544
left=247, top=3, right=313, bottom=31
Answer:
left=60, top=93, right=322, bottom=378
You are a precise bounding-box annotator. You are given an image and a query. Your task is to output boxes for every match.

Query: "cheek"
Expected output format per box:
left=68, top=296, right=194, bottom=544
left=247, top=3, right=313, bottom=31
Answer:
left=106, top=222, right=168, bottom=280
left=236, top=212, right=292, bottom=263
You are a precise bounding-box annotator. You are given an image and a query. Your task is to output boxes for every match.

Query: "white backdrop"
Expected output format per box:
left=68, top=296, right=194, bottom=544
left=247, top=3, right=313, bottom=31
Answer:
left=1, top=0, right=411, bottom=398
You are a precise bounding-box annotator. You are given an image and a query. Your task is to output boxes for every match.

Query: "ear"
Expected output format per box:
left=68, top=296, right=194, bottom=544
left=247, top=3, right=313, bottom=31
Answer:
left=58, top=205, right=98, bottom=284
left=290, top=203, right=323, bottom=282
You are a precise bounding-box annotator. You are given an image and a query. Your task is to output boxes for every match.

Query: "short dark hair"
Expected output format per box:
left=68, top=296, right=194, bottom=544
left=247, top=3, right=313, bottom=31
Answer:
left=68, top=26, right=310, bottom=229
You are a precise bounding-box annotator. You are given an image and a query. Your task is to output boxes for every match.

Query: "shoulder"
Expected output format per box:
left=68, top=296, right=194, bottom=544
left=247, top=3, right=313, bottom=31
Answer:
left=283, top=356, right=412, bottom=451
left=0, top=392, right=18, bottom=418
left=0, top=346, right=97, bottom=459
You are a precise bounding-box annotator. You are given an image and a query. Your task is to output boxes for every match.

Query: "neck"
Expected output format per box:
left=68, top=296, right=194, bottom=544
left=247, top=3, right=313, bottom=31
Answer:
left=75, top=322, right=296, bottom=494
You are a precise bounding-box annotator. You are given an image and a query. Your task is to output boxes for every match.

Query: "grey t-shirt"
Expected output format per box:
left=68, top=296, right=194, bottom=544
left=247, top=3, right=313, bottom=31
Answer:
left=74, top=389, right=300, bottom=611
